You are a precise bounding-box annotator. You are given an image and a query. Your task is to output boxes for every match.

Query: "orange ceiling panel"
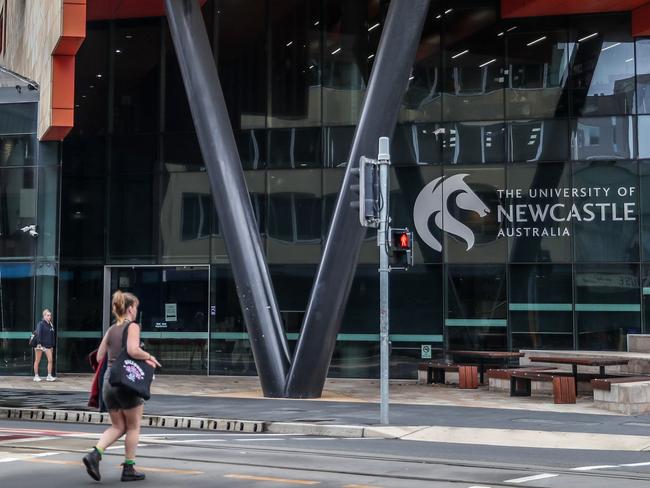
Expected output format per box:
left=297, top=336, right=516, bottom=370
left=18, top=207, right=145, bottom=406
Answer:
left=87, top=0, right=207, bottom=21
left=501, top=0, right=650, bottom=17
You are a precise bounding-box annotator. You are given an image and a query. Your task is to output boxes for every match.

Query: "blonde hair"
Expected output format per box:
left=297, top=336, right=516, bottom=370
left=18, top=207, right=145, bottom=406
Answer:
left=111, top=290, right=139, bottom=322
left=42, top=309, right=51, bottom=318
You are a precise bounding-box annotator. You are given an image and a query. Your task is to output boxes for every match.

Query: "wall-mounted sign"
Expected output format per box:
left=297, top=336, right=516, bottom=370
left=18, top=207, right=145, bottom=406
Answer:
left=421, top=344, right=432, bottom=359
left=165, top=303, right=177, bottom=322
left=414, top=173, right=637, bottom=252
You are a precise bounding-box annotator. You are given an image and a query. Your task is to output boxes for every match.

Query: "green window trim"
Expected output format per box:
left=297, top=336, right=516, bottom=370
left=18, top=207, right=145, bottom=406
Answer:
left=209, top=332, right=443, bottom=342
left=574, top=304, right=640, bottom=312
left=0, top=332, right=32, bottom=339
left=509, top=303, right=572, bottom=311
left=445, top=319, right=507, bottom=327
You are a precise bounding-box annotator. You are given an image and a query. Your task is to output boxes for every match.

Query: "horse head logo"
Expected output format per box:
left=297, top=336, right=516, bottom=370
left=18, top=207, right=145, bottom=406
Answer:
left=413, top=174, right=490, bottom=252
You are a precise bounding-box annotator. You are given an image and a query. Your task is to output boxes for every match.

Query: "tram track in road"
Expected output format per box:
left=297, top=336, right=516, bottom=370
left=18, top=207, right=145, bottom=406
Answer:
left=3, top=433, right=650, bottom=487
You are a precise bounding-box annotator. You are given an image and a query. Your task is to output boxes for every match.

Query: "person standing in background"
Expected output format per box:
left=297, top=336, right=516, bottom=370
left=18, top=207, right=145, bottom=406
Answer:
left=33, top=309, right=56, bottom=382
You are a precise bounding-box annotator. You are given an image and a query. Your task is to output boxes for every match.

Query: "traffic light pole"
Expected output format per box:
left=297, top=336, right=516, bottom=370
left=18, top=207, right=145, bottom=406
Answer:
left=377, top=137, right=390, bottom=425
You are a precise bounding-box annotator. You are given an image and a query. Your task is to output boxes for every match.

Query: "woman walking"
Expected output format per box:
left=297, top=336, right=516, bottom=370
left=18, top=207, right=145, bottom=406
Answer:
left=33, top=309, right=56, bottom=382
left=82, top=291, right=160, bottom=482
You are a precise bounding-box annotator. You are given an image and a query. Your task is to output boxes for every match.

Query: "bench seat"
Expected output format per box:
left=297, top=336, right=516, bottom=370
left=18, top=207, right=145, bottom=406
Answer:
left=418, top=362, right=479, bottom=389
left=510, top=371, right=576, bottom=404
left=591, top=376, right=650, bottom=391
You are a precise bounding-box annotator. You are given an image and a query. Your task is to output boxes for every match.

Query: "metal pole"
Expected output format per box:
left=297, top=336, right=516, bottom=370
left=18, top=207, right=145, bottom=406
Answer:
left=377, top=137, right=390, bottom=425
left=285, top=0, right=430, bottom=398
left=164, top=0, right=290, bottom=397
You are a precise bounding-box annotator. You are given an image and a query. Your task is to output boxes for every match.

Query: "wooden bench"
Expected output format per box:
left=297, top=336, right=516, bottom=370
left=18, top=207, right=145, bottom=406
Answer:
left=510, top=371, right=576, bottom=404
left=418, top=362, right=479, bottom=389
left=591, top=376, right=650, bottom=391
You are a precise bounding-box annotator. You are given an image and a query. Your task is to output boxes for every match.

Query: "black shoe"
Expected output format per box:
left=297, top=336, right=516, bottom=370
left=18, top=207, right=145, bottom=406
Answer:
left=82, top=449, right=101, bottom=481
left=121, top=463, right=146, bottom=482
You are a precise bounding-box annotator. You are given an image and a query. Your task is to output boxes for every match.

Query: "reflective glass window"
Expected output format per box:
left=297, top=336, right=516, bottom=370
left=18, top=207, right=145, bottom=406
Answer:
left=73, top=23, right=108, bottom=135
left=399, top=1, right=442, bottom=124
left=324, top=126, right=354, bottom=168
left=268, top=127, right=321, bottom=169
left=446, top=264, right=507, bottom=350
left=641, top=160, right=650, bottom=261
left=218, top=0, right=267, bottom=132
left=506, top=162, right=572, bottom=263
left=443, top=7, right=505, bottom=121
left=391, top=123, right=444, bottom=166
left=637, top=39, right=650, bottom=114
left=0, top=135, right=35, bottom=167
left=0, top=263, right=34, bottom=374
left=441, top=122, right=506, bottom=164
left=506, top=30, right=569, bottom=119
left=570, top=15, right=635, bottom=117
left=393, top=165, right=443, bottom=264
left=322, top=1, right=381, bottom=126
left=0, top=167, right=37, bottom=260
left=113, top=19, right=161, bottom=134
left=160, top=170, right=210, bottom=263
left=575, top=263, right=640, bottom=350
left=0, top=104, right=36, bottom=135
left=269, top=0, right=321, bottom=128
left=209, top=265, right=255, bottom=375
left=509, top=264, right=573, bottom=350
left=57, top=266, right=103, bottom=372
left=572, top=161, right=639, bottom=262
left=267, top=170, right=322, bottom=264
left=571, top=116, right=636, bottom=161
left=509, top=119, right=569, bottom=163
left=109, top=173, right=155, bottom=261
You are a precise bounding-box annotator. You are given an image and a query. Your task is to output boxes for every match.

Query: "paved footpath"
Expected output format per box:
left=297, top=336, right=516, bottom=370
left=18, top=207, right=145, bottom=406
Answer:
left=2, top=375, right=650, bottom=450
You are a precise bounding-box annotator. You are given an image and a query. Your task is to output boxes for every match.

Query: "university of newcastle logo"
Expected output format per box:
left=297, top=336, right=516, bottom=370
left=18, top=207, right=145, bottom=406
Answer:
left=413, top=174, right=490, bottom=252
left=414, top=173, right=637, bottom=252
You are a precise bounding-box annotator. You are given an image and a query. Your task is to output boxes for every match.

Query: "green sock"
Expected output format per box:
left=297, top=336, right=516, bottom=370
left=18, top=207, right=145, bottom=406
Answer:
left=93, top=446, right=104, bottom=457
left=124, top=459, right=135, bottom=466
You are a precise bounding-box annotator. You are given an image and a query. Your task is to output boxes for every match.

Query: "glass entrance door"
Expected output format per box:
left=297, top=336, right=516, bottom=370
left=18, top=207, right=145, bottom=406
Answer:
left=104, top=266, right=209, bottom=374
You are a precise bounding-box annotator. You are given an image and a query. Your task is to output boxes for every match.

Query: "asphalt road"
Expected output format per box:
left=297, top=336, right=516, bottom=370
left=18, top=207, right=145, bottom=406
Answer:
left=1, top=420, right=650, bottom=487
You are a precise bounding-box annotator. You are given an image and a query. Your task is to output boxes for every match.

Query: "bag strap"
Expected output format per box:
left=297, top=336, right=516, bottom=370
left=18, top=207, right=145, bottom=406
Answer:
left=120, top=321, right=133, bottom=352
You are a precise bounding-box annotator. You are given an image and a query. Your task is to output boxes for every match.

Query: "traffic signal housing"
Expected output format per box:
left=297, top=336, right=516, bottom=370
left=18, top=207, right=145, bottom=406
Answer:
left=388, top=227, right=414, bottom=269
left=349, top=156, right=380, bottom=228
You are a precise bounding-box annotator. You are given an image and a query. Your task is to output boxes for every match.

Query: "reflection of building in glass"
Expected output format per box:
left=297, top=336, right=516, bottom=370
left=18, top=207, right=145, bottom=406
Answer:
left=3, top=0, right=650, bottom=378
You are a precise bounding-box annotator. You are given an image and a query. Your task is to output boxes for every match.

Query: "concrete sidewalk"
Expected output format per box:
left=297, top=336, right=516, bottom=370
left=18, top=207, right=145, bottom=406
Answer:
left=0, top=374, right=615, bottom=414
left=3, top=374, right=650, bottom=451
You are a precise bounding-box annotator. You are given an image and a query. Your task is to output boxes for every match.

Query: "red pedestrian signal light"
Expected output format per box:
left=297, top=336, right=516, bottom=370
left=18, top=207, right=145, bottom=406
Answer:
left=388, top=228, right=413, bottom=269
left=398, top=232, right=409, bottom=249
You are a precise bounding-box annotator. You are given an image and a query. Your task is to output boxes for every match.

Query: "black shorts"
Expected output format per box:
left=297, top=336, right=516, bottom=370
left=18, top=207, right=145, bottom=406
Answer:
left=102, top=380, right=144, bottom=411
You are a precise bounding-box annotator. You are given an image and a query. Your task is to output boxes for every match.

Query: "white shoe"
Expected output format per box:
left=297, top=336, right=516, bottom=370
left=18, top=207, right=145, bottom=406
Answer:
left=33, top=376, right=41, bottom=382
left=46, top=375, right=56, bottom=382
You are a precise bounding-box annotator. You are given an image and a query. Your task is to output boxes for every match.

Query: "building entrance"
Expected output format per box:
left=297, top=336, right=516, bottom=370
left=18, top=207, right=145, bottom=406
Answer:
left=103, top=265, right=209, bottom=374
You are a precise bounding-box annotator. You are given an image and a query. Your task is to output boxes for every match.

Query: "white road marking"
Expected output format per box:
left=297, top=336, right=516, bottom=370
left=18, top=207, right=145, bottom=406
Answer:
left=571, top=465, right=618, bottom=471
left=232, top=438, right=283, bottom=442
left=619, top=462, right=650, bottom=467
left=468, top=486, right=493, bottom=488
left=154, top=439, right=226, bottom=444
left=504, top=473, right=559, bottom=483
left=0, top=451, right=61, bottom=463
left=105, top=444, right=148, bottom=450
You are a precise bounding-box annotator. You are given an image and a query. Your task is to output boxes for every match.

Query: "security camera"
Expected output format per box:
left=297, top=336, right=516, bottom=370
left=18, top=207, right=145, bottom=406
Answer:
left=27, top=83, right=37, bottom=91
left=15, top=85, right=21, bottom=94
left=19, top=225, right=38, bottom=237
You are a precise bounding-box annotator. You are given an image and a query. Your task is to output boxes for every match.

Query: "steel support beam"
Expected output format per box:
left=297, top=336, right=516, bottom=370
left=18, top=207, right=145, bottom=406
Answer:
left=165, top=0, right=290, bottom=397
left=285, top=0, right=430, bottom=398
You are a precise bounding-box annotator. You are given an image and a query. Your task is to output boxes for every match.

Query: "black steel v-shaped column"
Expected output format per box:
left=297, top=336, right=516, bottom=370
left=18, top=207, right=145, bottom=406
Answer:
left=165, top=0, right=290, bottom=397
left=285, top=0, right=431, bottom=398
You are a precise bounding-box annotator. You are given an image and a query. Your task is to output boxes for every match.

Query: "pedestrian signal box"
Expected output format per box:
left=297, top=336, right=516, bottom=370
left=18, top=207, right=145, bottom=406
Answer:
left=388, top=227, right=413, bottom=269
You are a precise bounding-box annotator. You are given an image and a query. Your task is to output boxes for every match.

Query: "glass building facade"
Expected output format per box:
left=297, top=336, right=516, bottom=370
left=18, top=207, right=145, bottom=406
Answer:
left=0, top=68, right=59, bottom=375
left=37, top=0, right=650, bottom=379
